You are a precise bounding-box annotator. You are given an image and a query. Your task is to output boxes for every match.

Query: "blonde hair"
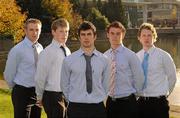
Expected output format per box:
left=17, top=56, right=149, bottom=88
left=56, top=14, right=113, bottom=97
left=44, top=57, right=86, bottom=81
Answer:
left=24, top=18, right=42, bottom=29
left=51, top=18, right=69, bottom=31
left=138, top=22, right=157, bottom=42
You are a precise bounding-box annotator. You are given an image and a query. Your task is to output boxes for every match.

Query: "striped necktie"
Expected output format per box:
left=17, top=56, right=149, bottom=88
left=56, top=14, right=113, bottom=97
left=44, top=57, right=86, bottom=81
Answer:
left=142, top=52, right=149, bottom=89
left=109, top=50, right=116, bottom=97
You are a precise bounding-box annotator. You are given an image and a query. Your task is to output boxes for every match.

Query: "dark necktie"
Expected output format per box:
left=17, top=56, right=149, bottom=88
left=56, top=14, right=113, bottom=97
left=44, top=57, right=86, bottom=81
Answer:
left=60, top=46, right=67, bottom=57
left=84, top=54, right=93, bottom=94
left=142, top=52, right=149, bottom=89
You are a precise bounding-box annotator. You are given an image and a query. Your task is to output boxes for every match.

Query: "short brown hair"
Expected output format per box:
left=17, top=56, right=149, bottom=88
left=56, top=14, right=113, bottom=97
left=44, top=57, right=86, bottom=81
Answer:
left=106, top=21, right=126, bottom=34
left=51, top=18, right=69, bottom=31
left=138, top=23, right=157, bottom=42
left=24, top=18, right=42, bottom=29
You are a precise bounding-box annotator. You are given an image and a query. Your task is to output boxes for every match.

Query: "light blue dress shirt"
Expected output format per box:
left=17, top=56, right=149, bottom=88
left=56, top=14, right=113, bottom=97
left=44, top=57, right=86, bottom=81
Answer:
left=104, top=44, right=144, bottom=98
left=4, top=37, right=43, bottom=88
left=35, top=39, right=71, bottom=100
left=61, top=48, right=110, bottom=103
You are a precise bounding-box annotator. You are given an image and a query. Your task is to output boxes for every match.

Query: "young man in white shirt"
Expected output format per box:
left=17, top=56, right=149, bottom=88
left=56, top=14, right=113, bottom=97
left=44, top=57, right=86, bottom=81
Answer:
left=35, top=18, right=71, bottom=118
left=136, top=22, right=177, bottom=118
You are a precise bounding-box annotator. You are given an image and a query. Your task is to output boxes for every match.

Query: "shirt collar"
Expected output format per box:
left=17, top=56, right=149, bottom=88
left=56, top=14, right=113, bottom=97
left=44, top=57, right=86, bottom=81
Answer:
left=110, top=44, right=124, bottom=54
left=77, top=48, right=98, bottom=57
left=143, top=45, right=156, bottom=55
left=52, top=39, right=62, bottom=48
left=24, top=37, right=34, bottom=48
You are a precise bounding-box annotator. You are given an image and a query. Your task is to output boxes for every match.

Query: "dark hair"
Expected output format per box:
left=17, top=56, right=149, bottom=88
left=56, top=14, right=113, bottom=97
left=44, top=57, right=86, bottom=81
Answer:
left=106, top=21, right=126, bottom=34
left=78, top=21, right=96, bottom=37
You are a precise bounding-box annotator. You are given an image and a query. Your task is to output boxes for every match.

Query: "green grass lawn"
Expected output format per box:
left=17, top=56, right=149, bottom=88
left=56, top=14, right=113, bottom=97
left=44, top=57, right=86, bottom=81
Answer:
left=0, top=89, right=46, bottom=118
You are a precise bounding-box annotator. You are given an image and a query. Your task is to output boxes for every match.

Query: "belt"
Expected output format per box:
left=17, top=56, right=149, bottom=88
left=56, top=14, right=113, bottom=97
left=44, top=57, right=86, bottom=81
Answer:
left=139, top=96, right=166, bottom=101
left=109, top=94, right=135, bottom=101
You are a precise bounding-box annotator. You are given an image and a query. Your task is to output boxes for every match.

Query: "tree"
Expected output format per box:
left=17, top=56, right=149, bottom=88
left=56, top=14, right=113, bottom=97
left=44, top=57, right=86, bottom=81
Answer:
left=86, top=7, right=109, bottom=30
left=41, top=0, right=82, bottom=39
left=0, top=0, right=27, bottom=43
left=80, top=0, right=90, bottom=19
left=104, top=0, right=127, bottom=27
left=69, top=0, right=81, bottom=13
left=97, top=0, right=103, bottom=12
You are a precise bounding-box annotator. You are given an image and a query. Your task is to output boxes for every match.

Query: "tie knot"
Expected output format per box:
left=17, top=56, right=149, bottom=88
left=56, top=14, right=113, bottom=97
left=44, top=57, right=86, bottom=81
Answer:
left=144, top=52, right=149, bottom=58
left=84, top=53, right=93, bottom=61
left=32, top=43, right=38, bottom=48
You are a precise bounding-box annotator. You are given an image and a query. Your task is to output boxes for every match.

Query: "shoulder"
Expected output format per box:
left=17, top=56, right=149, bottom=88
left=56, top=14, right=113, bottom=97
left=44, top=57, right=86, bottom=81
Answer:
left=155, top=47, right=172, bottom=59
left=8, top=41, right=25, bottom=56
left=103, top=49, right=111, bottom=56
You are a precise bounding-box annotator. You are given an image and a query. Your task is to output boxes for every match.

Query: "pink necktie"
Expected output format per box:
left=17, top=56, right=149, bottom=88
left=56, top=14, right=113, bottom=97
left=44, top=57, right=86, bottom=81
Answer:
left=109, top=50, right=116, bottom=97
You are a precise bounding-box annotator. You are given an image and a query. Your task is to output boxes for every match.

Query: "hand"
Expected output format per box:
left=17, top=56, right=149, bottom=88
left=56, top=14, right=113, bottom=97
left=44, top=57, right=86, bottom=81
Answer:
left=36, top=99, right=43, bottom=108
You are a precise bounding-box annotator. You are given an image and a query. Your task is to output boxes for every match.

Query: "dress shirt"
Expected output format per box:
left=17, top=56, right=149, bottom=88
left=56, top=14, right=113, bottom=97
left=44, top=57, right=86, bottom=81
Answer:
left=61, top=48, right=110, bottom=103
left=136, top=45, right=177, bottom=96
left=4, top=37, right=43, bottom=88
left=104, top=44, right=144, bottom=98
left=35, top=39, right=71, bottom=100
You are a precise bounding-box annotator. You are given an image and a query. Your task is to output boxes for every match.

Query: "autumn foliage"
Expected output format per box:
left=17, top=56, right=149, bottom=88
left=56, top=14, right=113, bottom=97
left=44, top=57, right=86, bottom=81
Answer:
left=0, top=0, right=27, bottom=43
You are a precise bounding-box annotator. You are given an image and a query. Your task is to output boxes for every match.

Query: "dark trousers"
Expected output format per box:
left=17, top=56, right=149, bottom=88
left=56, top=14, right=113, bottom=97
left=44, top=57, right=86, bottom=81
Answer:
left=12, top=84, right=41, bottom=118
left=106, top=94, right=138, bottom=118
left=137, top=96, right=169, bottom=118
left=42, top=91, right=65, bottom=118
left=67, top=102, right=106, bottom=118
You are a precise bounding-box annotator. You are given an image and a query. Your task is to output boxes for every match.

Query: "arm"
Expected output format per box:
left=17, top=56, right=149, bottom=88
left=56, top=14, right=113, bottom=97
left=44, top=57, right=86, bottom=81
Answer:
left=163, top=53, right=177, bottom=95
left=35, top=52, right=49, bottom=100
left=129, top=54, right=145, bottom=92
left=102, top=57, right=111, bottom=95
left=60, top=59, right=71, bottom=101
left=3, top=48, right=19, bottom=88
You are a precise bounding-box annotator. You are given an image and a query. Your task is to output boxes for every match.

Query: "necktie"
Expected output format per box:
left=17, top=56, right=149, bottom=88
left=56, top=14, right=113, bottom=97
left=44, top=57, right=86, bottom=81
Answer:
left=32, top=43, right=38, bottom=68
left=84, top=54, right=93, bottom=94
left=109, top=50, right=116, bottom=97
left=142, top=52, right=149, bottom=89
left=60, top=46, right=67, bottom=57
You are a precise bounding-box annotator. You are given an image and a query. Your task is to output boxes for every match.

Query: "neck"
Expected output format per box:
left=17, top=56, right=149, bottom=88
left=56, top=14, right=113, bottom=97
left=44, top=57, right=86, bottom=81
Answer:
left=111, top=44, right=121, bottom=50
left=143, top=45, right=153, bottom=52
left=82, top=46, right=95, bottom=56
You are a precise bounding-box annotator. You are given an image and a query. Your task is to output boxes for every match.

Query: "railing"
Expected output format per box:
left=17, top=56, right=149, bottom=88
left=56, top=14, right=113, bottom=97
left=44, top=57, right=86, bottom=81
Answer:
left=0, top=51, right=8, bottom=61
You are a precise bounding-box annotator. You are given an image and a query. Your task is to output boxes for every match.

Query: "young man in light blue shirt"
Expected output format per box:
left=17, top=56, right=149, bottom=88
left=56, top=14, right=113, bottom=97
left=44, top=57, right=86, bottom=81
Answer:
left=4, top=18, right=43, bottom=118
left=61, top=21, right=110, bottom=118
left=104, top=21, right=144, bottom=118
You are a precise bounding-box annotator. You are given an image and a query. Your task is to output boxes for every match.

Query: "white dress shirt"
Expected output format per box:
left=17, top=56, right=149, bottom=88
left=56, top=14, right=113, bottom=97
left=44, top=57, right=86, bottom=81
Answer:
left=4, top=37, right=43, bottom=88
left=136, top=45, right=177, bottom=97
left=104, top=44, right=144, bottom=98
left=35, top=39, right=71, bottom=100
left=61, top=48, right=110, bottom=103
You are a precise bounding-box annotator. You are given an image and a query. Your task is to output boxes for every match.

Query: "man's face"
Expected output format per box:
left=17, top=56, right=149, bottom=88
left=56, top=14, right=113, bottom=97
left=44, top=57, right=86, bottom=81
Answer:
left=107, top=27, right=125, bottom=46
left=24, top=23, right=41, bottom=43
left=52, top=27, right=69, bottom=44
left=79, top=29, right=96, bottom=48
left=138, top=29, right=154, bottom=49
